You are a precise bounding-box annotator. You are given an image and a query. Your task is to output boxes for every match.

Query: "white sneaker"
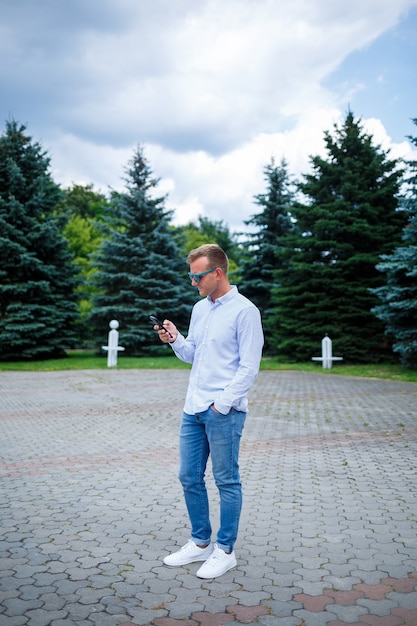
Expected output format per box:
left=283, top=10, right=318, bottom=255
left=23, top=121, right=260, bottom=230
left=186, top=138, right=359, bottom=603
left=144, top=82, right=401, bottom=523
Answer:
left=163, top=540, right=213, bottom=567
left=196, top=543, right=237, bottom=579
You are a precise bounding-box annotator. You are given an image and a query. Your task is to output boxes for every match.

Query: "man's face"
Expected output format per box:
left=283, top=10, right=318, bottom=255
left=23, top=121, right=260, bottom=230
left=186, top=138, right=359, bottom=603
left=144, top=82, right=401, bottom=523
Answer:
left=189, top=257, right=220, bottom=299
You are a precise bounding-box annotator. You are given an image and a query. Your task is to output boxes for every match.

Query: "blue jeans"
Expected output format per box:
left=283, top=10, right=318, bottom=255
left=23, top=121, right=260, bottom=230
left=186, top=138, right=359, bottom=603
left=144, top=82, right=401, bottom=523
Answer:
left=179, top=406, right=246, bottom=553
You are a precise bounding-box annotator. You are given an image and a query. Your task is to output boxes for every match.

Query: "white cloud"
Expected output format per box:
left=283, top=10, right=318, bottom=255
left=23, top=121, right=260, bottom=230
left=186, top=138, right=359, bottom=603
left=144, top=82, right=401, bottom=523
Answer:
left=146, top=107, right=342, bottom=229
left=48, top=132, right=131, bottom=193
left=48, top=108, right=416, bottom=234
left=362, top=118, right=416, bottom=162
left=3, top=0, right=416, bottom=232
left=13, top=0, right=412, bottom=152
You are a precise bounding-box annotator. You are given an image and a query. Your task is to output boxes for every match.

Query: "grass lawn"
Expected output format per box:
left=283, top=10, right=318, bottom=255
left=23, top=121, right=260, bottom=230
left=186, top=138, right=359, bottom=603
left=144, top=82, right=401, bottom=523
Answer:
left=0, top=351, right=416, bottom=383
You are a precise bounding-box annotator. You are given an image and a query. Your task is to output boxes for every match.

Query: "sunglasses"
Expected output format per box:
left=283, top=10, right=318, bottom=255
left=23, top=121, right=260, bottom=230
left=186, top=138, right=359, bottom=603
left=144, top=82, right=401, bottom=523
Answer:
left=188, top=267, right=223, bottom=283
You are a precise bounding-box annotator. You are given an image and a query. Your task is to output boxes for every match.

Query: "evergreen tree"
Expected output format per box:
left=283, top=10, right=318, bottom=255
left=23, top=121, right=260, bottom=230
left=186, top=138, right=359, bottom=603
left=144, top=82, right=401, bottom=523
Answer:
left=0, top=120, right=79, bottom=360
left=238, top=158, right=296, bottom=351
left=269, top=112, right=407, bottom=363
left=371, top=119, right=417, bottom=369
left=88, top=145, right=193, bottom=355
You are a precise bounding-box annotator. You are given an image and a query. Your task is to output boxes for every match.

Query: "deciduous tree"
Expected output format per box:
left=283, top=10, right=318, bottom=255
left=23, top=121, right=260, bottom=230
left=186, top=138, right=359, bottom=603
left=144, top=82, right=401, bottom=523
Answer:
left=56, top=184, right=112, bottom=342
left=175, top=215, right=241, bottom=279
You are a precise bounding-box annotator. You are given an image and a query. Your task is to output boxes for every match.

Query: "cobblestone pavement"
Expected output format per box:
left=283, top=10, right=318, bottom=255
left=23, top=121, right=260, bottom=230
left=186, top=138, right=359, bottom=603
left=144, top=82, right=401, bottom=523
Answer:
left=1, top=369, right=417, bottom=626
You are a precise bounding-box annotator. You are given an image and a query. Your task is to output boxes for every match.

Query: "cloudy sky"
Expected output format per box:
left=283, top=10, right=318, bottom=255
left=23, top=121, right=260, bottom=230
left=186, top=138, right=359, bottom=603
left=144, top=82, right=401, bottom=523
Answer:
left=2, top=0, right=417, bottom=231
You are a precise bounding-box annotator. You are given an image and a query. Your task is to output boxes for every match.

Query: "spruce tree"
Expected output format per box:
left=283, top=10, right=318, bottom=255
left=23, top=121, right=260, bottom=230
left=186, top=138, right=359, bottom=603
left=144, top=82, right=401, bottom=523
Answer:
left=0, top=120, right=79, bottom=360
left=238, top=158, right=296, bottom=352
left=371, top=119, right=417, bottom=369
left=269, top=112, right=407, bottom=363
left=88, top=145, right=193, bottom=355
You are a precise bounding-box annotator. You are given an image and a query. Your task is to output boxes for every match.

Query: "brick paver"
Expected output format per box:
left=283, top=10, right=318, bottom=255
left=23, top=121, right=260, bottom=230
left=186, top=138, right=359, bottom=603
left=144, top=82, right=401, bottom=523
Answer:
left=1, top=369, right=416, bottom=625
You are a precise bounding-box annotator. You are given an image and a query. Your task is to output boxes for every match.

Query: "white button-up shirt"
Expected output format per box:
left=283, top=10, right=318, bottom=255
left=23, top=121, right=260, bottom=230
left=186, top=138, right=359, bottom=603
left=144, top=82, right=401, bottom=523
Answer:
left=171, top=286, right=264, bottom=415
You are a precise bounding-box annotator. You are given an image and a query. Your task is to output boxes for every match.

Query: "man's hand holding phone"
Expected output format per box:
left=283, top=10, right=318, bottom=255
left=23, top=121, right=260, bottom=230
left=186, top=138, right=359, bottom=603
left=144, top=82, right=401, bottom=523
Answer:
left=150, top=315, right=177, bottom=343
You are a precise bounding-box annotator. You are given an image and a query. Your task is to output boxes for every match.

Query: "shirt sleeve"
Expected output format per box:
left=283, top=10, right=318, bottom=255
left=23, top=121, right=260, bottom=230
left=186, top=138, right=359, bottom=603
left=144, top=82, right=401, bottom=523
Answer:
left=170, top=308, right=197, bottom=364
left=215, top=305, right=264, bottom=414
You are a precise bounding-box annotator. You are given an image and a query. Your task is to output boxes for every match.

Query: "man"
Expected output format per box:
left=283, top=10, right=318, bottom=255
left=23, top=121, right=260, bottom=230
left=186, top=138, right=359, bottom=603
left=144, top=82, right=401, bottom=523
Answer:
left=154, top=244, right=263, bottom=579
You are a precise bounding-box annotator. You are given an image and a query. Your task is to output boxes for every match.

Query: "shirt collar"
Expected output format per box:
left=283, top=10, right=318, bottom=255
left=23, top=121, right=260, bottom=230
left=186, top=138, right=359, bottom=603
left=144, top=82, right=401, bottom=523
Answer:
left=208, top=285, right=237, bottom=305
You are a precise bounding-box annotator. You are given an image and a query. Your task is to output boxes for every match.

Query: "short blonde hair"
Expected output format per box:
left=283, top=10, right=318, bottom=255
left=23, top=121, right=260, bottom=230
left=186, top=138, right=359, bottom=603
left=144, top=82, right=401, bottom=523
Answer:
left=186, top=244, right=229, bottom=274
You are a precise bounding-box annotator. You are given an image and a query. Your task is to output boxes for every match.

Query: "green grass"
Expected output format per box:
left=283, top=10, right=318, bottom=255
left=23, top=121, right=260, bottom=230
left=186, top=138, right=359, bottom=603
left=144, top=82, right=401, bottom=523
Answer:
left=0, top=351, right=191, bottom=372
left=1, top=350, right=416, bottom=382
left=260, top=357, right=417, bottom=382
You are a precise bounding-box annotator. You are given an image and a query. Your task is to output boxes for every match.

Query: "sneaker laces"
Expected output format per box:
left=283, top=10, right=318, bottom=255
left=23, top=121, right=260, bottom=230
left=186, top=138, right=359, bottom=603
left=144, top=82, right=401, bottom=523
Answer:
left=208, top=545, right=226, bottom=562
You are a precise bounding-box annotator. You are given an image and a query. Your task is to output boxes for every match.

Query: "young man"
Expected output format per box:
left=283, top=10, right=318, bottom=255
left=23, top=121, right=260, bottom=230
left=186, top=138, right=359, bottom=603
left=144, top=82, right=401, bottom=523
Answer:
left=154, top=244, right=263, bottom=579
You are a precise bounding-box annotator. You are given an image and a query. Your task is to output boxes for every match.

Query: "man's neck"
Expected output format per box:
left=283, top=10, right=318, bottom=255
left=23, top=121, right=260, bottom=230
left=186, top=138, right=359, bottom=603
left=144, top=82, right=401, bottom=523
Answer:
left=210, top=283, right=233, bottom=303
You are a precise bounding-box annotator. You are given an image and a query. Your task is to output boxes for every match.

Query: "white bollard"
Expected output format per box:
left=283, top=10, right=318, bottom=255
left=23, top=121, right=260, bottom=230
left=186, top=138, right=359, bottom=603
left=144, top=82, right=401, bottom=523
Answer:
left=102, top=320, right=125, bottom=367
left=312, top=334, right=343, bottom=369
left=322, top=335, right=332, bottom=369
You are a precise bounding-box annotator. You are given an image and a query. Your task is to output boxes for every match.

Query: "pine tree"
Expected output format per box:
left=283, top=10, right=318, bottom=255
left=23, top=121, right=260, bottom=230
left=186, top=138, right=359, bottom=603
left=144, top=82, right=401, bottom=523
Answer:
left=0, top=120, right=79, bottom=360
left=371, top=119, right=417, bottom=369
left=269, top=112, right=407, bottom=363
left=88, top=145, right=193, bottom=355
left=238, top=158, right=296, bottom=352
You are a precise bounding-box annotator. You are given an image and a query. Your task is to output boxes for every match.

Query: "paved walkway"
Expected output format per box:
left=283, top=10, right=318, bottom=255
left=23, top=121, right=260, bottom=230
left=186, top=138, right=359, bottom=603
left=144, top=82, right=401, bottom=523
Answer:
left=1, top=369, right=417, bottom=626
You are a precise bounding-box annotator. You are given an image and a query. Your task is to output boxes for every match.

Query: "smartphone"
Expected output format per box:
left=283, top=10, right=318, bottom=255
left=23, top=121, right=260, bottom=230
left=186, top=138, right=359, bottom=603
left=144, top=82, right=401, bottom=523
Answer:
left=149, top=315, right=174, bottom=339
